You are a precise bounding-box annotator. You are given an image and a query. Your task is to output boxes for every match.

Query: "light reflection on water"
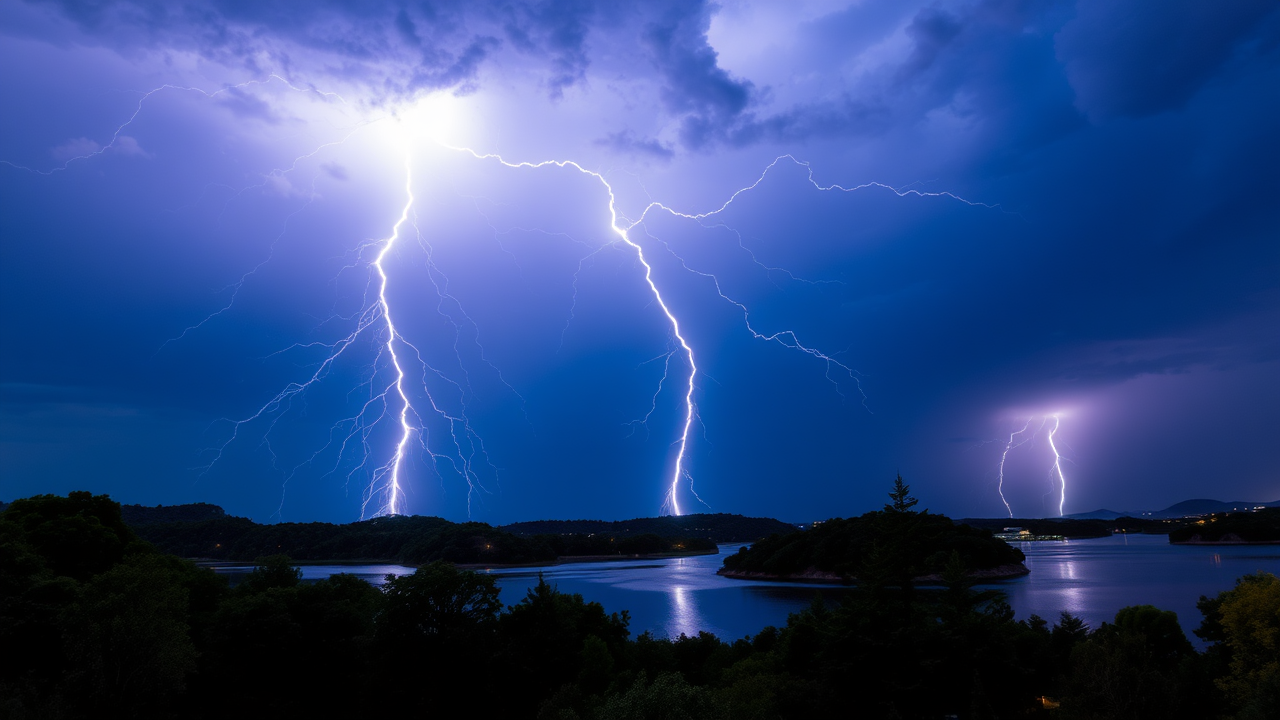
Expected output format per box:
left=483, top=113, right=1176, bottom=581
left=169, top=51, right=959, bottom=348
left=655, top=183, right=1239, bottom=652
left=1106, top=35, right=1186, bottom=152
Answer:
left=210, top=536, right=1280, bottom=645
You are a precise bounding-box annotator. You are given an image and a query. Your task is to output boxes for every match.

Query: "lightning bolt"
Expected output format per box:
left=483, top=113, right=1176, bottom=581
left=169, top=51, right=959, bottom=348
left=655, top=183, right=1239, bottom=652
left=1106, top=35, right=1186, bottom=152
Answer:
left=448, top=147, right=703, bottom=515
left=368, top=160, right=417, bottom=516
left=997, top=418, right=1033, bottom=517
left=995, top=413, right=1070, bottom=518
left=1047, top=414, right=1067, bottom=517
left=199, top=155, right=500, bottom=519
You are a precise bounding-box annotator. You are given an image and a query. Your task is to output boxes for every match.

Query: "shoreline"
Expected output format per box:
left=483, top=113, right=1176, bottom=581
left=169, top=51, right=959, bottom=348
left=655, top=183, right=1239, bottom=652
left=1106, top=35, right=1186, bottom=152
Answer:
left=460, top=547, right=719, bottom=570
left=192, top=547, right=720, bottom=570
left=716, top=562, right=1031, bottom=585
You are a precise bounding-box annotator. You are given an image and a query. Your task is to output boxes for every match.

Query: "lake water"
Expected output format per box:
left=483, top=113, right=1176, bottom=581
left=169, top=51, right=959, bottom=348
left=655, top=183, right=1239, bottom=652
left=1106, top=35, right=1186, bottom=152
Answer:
left=210, top=534, right=1280, bottom=644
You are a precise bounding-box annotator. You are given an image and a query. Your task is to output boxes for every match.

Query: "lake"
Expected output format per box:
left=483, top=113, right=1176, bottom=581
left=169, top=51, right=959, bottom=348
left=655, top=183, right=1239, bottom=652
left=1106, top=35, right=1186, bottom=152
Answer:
left=210, top=534, right=1280, bottom=644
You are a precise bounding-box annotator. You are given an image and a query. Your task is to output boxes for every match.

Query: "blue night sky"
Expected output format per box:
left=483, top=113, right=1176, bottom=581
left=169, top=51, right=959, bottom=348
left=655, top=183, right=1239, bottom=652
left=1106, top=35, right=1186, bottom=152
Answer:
left=1, top=1, right=1277, bottom=524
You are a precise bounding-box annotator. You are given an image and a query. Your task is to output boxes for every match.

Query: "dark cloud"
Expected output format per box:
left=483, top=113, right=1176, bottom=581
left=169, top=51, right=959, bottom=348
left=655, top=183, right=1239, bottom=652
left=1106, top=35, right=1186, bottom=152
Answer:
left=639, top=4, right=753, bottom=149
left=898, top=6, right=963, bottom=82
left=500, top=0, right=594, bottom=99
left=1056, top=0, right=1280, bottom=120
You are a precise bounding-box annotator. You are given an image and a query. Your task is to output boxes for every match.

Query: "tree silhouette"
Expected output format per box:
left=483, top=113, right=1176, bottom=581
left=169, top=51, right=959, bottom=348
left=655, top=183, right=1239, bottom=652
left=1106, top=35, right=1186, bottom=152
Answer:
left=885, top=474, right=919, bottom=513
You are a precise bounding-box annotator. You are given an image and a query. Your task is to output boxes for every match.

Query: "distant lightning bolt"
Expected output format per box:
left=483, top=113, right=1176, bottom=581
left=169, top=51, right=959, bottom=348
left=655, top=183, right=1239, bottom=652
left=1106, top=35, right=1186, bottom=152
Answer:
left=996, top=413, right=1071, bottom=518
left=997, top=418, right=1033, bottom=517
left=1047, top=414, right=1067, bottom=517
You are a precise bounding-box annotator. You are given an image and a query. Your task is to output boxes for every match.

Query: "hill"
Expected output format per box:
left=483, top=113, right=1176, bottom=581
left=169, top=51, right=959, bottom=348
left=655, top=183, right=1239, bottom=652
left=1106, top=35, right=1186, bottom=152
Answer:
left=1064, top=499, right=1280, bottom=520
left=500, top=513, right=797, bottom=542
left=109, top=502, right=722, bottom=565
left=1064, top=509, right=1135, bottom=520
left=1153, top=499, right=1280, bottom=518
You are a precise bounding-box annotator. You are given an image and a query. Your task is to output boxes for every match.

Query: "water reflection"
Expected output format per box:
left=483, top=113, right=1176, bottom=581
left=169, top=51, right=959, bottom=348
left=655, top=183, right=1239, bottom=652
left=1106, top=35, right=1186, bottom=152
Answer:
left=668, top=586, right=700, bottom=638
left=208, top=536, right=1280, bottom=645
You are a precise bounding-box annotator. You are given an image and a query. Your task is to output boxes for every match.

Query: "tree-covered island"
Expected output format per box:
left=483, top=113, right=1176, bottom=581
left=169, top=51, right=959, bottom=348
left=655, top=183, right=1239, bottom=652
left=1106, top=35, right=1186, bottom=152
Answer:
left=720, top=476, right=1029, bottom=583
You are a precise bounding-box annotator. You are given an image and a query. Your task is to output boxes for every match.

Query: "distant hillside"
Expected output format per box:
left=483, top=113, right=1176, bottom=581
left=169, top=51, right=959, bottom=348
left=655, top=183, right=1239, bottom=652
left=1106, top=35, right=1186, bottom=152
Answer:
left=120, top=502, right=226, bottom=525
left=500, top=513, right=798, bottom=543
left=1170, top=507, right=1280, bottom=544
left=1064, top=509, right=1135, bottom=520
left=95, top=502, right=719, bottom=564
left=1029, top=499, right=1280, bottom=522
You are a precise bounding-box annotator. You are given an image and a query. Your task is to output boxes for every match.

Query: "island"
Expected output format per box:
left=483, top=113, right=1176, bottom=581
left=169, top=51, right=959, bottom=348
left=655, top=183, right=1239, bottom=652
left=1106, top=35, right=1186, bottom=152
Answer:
left=719, top=477, right=1028, bottom=584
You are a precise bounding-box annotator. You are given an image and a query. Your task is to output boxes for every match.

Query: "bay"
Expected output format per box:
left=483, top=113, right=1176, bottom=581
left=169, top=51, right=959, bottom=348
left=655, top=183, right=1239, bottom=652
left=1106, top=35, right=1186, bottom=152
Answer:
left=209, top=534, right=1280, bottom=644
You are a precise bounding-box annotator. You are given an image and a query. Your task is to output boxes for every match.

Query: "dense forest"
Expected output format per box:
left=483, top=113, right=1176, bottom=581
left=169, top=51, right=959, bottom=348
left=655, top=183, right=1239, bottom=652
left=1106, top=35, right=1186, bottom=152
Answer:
left=4, top=489, right=1279, bottom=719
left=721, top=477, right=1027, bottom=582
left=1169, top=507, right=1280, bottom=544
left=124, top=508, right=719, bottom=565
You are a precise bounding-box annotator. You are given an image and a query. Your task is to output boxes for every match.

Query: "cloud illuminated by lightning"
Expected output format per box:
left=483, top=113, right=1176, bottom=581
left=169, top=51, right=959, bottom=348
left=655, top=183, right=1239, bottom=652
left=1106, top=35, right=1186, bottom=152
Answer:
left=1, top=74, right=352, bottom=176
left=5, top=73, right=1002, bottom=520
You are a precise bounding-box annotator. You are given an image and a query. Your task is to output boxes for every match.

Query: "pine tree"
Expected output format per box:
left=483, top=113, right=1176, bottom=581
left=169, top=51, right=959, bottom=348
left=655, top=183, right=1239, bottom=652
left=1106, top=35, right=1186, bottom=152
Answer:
left=885, top=474, right=919, bottom=513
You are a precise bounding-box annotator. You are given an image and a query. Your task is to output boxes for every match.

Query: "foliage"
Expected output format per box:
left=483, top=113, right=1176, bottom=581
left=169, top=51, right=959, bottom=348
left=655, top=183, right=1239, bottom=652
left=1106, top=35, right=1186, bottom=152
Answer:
left=1197, top=572, right=1280, bottom=719
left=1, top=491, right=142, bottom=580
left=0, top=491, right=1269, bottom=720
left=1059, top=605, right=1202, bottom=720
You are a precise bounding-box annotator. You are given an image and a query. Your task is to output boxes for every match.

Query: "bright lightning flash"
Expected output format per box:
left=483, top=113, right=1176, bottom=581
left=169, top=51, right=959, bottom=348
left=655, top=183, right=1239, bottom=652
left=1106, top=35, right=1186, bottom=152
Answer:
left=1047, top=414, right=1067, bottom=517
left=995, top=413, right=1071, bottom=517
left=370, top=160, right=417, bottom=516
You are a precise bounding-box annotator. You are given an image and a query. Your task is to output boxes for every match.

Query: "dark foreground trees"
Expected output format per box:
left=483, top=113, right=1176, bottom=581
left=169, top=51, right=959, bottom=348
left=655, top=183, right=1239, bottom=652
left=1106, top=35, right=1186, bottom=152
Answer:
left=3, top=491, right=1279, bottom=719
